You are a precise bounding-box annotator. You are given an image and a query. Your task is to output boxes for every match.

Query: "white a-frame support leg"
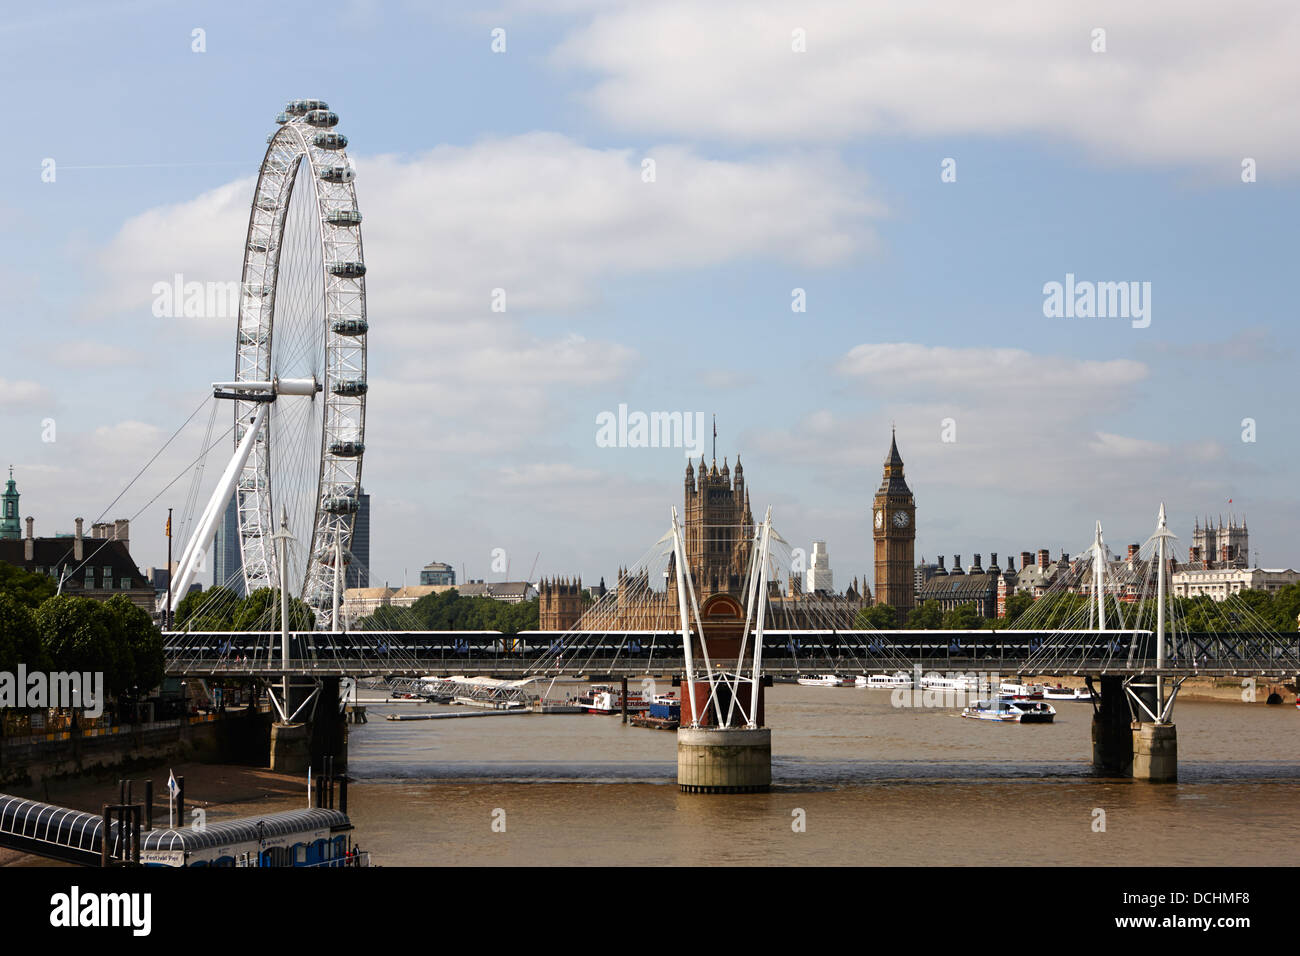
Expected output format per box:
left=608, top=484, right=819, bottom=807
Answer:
left=170, top=403, right=270, bottom=614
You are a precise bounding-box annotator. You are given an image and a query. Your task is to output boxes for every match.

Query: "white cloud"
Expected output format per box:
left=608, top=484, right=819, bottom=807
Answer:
left=498, top=462, right=605, bottom=486
left=93, top=134, right=879, bottom=324
left=47, top=341, right=141, bottom=368
left=1087, top=431, right=1164, bottom=459
left=94, top=178, right=252, bottom=318
left=0, top=378, right=54, bottom=407
left=361, top=134, right=880, bottom=319
left=837, top=342, right=1147, bottom=399
left=551, top=0, right=1300, bottom=169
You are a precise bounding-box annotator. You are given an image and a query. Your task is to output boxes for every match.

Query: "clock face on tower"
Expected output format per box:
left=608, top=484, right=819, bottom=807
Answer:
left=874, top=510, right=883, bottom=529
left=893, top=511, right=910, bottom=528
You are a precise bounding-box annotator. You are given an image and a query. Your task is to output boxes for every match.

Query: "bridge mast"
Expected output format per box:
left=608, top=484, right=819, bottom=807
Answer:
left=669, top=507, right=698, bottom=726
left=1153, top=502, right=1174, bottom=713
left=747, top=507, right=773, bottom=728
left=273, top=508, right=293, bottom=705
left=1091, top=520, right=1107, bottom=632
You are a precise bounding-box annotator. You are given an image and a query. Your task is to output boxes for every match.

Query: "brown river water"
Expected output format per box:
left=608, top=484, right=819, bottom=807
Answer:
left=232, top=684, right=1300, bottom=866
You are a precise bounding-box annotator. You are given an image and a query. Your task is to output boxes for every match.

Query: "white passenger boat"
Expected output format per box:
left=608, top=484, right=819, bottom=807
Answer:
left=797, top=674, right=852, bottom=687
left=1043, top=684, right=1090, bottom=701
left=920, top=675, right=985, bottom=692
left=866, top=672, right=913, bottom=688
left=999, top=681, right=1046, bottom=699
left=583, top=684, right=650, bottom=714
left=961, top=697, right=1056, bottom=723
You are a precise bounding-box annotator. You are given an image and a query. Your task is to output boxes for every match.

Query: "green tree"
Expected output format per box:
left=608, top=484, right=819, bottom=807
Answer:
left=35, top=594, right=123, bottom=688
left=856, top=603, right=898, bottom=629
left=0, top=560, right=57, bottom=609
left=941, top=603, right=983, bottom=630
left=101, top=594, right=165, bottom=698
left=174, top=585, right=238, bottom=631
left=906, top=599, right=943, bottom=630
left=1234, top=588, right=1288, bottom=631
left=0, top=592, right=50, bottom=674
left=231, top=588, right=316, bottom=631
left=1002, top=591, right=1035, bottom=625
left=353, top=604, right=408, bottom=631
left=1272, top=583, right=1300, bottom=630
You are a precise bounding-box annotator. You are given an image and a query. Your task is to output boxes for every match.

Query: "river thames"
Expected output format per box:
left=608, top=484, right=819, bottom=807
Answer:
left=225, top=684, right=1300, bottom=866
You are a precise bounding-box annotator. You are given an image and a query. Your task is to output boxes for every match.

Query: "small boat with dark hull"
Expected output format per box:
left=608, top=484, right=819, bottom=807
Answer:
left=962, top=697, right=1057, bottom=723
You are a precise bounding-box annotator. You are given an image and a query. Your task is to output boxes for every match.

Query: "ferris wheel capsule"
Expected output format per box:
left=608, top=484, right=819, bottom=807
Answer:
left=286, top=98, right=329, bottom=115
left=332, top=379, right=368, bottom=397
left=331, top=317, right=368, bottom=336
left=329, top=260, right=366, bottom=278
left=313, top=132, right=348, bottom=150
left=320, top=164, right=355, bottom=183
left=326, top=209, right=362, bottom=227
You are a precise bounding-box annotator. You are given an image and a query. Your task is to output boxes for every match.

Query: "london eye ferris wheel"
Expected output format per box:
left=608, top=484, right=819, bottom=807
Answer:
left=169, top=99, right=368, bottom=630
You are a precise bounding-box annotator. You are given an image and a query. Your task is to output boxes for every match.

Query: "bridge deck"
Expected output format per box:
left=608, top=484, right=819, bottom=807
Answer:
left=163, top=629, right=1300, bottom=679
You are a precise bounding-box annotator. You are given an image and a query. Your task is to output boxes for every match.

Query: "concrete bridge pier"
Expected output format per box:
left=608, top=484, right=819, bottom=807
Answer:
left=1090, top=675, right=1132, bottom=776
left=310, top=676, right=347, bottom=772
left=269, top=677, right=347, bottom=774
left=1090, top=676, right=1177, bottom=782
left=1129, top=680, right=1177, bottom=783
left=1132, top=721, right=1177, bottom=783
left=269, top=720, right=310, bottom=774
left=677, top=727, right=771, bottom=793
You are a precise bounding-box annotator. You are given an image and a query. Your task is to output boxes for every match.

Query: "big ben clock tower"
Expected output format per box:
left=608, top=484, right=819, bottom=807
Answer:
left=872, top=429, right=916, bottom=622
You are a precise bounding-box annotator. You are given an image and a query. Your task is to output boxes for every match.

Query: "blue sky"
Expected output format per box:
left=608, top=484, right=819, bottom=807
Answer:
left=4, top=0, right=1297, bottom=591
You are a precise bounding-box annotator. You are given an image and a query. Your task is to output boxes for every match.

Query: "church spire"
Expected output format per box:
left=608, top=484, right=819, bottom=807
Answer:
left=0, top=466, right=19, bottom=540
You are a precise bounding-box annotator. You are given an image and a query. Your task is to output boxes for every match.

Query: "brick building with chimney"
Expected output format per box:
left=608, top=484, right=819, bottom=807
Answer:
left=0, top=469, right=155, bottom=611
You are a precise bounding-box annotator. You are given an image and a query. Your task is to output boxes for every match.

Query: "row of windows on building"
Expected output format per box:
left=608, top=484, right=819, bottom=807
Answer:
left=33, top=566, right=135, bottom=590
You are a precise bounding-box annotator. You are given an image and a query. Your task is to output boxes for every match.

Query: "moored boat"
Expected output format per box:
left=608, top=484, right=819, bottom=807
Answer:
left=999, top=681, right=1046, bottom=699
left=630, top=694, right=681, bottom=729
left=921, top=674, right=987, bottom=693
left=866, top=672, right=913, bottom=689
left=582, top=684, right=650, bottom=714
left=797, top=673, right=853, bottom=687
left=1043, top=684, right=1090, bottom=701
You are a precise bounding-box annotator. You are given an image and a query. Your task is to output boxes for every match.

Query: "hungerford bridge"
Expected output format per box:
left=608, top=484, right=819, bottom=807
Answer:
left=164, top=505, right=1300, bottom=788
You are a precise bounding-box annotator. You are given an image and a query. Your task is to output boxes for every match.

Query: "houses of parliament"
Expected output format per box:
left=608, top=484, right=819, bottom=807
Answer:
left=538, top=433, right=915, bottom=629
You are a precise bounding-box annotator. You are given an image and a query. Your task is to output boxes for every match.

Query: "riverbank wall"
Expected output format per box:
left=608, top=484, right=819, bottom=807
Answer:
left=0, top=709, right=271, bottom=788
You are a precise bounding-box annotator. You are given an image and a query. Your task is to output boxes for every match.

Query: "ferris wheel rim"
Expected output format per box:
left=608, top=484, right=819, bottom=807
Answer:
left=231, top=99, right=367, bottom=629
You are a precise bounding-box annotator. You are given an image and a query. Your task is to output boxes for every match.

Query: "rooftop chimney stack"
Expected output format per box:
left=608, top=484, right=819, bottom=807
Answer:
left=1037, top=549, right=1050, bottom=569
left=74, top=517, right=84, bottom=562
left=989, top=552, right=1000, bottom=573
left=24, top=517, right=33, bottom=561
left=952, top=554, right=963, bottom=575
left=1127, top=543, right=1139, bottom=561
left=971, top=553, right=983, bottom=573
